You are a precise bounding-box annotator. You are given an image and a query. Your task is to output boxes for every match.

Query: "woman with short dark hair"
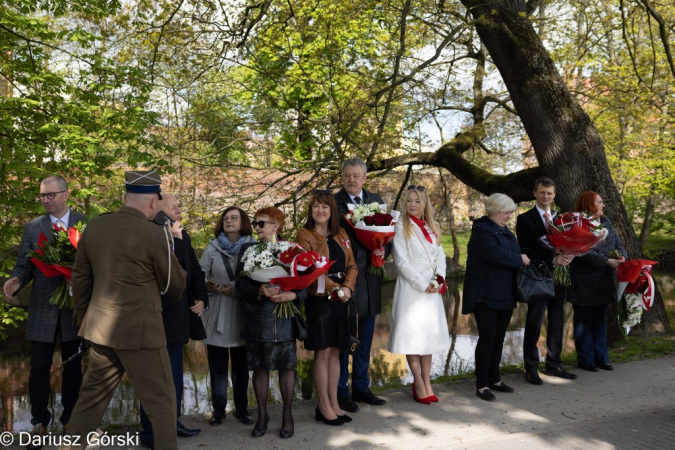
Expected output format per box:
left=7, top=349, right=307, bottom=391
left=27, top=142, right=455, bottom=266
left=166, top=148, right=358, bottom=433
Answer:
left=200, top=206, right=255, bottom=426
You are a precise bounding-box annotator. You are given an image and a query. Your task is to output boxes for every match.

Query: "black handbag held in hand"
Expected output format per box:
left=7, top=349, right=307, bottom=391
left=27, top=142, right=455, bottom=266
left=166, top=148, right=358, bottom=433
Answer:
left=293, top=312, right=310, bottom=341
left=516, top=258, right=555, bottom=304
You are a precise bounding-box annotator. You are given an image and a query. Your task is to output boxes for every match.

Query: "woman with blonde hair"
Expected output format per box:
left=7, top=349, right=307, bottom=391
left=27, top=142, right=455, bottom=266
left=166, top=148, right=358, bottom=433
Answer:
left=462, top=193, right=529, bottom=402
left=388, top=185, right=450, bottom=404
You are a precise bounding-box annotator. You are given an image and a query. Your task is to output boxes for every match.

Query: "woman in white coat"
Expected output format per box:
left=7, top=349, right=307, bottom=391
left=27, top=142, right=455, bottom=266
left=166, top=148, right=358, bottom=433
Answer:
left=388, top=185, right=450, bottom=404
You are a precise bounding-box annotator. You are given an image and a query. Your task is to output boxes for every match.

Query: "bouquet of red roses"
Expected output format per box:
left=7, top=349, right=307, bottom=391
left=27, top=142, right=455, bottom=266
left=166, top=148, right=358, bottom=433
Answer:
left=538, top=211, right=608, bottom=286
left=27, top=222, right=85, bottom=309
left=614, top=256, right=657, bottom=336
left=344, top=203, right=401, bottom=275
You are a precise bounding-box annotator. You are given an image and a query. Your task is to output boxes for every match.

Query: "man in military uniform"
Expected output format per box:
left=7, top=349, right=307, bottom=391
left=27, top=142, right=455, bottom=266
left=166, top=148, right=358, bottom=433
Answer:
left=62, top=171, right=186, bottom=450
left=138, top=193, right=208, bottom=449
left=3, top=175, right=85, bottom=448
left=334, top=157, right=390, bottom=412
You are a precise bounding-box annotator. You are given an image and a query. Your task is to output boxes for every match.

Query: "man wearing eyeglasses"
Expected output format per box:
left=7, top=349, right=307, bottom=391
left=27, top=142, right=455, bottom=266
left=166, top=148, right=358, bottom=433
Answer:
left=3, top=175, right=86, bottom=447
left=334, top=157, right=390, bottom=412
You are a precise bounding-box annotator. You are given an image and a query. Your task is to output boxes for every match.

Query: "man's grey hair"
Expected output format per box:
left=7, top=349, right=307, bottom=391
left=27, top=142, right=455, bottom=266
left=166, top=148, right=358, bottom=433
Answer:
left=41, top=175, right=68, bottom=191
left=341, top=157, right=367, bottom=175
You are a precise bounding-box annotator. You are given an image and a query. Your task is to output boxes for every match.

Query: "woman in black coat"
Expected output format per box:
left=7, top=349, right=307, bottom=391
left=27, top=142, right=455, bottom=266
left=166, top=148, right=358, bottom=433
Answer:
left=568, top=192, right=626, bottom=372
left=237, top=206, right=307, bottom=439
left=462, top=193, right=529, bottom=402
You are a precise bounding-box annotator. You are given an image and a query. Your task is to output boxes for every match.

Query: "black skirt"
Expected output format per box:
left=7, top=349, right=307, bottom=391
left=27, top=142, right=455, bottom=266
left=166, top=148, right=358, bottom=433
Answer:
left=304, top=295, right=350, bottom=351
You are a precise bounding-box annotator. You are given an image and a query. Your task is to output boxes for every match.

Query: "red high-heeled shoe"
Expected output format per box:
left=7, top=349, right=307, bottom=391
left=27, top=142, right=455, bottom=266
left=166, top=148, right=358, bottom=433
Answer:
left=412, top=384, right=431, bottom=405
left=428, top=395, right=439, bottom=402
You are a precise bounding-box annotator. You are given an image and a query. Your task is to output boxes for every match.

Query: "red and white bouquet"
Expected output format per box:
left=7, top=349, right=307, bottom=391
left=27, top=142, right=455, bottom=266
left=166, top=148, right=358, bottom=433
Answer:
left=27, top=222, right=85, bottom=309
left=614, top=255, right=657, bottom=335
left=240, top=241, right=334, bottom=317
left=539, top=211, right=608, bottom=286
left=430, top=273, right=448, bottom=295
left=344, top=203, right=400, bottom=275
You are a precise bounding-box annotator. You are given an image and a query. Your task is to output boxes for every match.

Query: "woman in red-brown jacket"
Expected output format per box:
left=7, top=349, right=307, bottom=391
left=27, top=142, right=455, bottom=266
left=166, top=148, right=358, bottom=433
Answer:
left=296, top=191, right=358, bottom=426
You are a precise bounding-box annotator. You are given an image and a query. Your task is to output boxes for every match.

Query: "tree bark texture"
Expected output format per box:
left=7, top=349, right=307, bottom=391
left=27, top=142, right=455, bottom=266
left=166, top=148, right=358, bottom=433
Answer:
left=455, top=0, right=670, bottom=334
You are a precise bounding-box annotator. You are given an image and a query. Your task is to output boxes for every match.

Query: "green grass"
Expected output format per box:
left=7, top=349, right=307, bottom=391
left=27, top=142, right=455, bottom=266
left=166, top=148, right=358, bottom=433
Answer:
left=441, top=231, right=471, bottom=270
left=643, top=232, right=675, bottom=254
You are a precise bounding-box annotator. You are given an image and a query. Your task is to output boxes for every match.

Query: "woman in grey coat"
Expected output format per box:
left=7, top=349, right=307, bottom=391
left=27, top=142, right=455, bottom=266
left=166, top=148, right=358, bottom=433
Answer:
left=568, top=192, right=626, bottom=372
left=200, top=206, right=256, bottom=426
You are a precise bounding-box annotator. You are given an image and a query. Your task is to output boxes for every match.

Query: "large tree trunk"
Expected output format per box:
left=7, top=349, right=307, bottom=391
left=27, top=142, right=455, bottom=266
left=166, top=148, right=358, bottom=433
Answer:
left=456, top=0, right=670, bottom=335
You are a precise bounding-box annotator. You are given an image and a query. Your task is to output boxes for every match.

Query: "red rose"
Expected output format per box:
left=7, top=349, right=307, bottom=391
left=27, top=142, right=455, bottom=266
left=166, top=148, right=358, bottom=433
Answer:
left=364, top=215, right=375, bottom=226
left=436, top=274, right=445, bottom=284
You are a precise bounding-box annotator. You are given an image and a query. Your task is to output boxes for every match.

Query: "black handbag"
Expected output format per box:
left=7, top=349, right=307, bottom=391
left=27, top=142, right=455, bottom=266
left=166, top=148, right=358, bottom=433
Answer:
left=293, top=312, right=310, bottom=341
left=516, top=259, right=555, bottom=304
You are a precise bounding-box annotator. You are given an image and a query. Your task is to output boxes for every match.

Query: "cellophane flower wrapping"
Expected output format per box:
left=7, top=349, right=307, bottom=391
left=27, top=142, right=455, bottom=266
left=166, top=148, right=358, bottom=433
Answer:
left=240, top=241, right=333, bottom=317
left=344, top=203, right=400, bottom=275
left=616, top=258, right=658, bottom=336
left=538, top=212, right=608, bottom=286
left=27, top=222, right=85, bottom=309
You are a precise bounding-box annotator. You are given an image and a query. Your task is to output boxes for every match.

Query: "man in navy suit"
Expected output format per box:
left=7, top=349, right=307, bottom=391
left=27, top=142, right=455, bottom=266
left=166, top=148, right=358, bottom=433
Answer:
left=3, top=175, right=85, bottom=448
left=334, top=157, right=390, bottom=412
left=515, top=177, right=576, bottom=385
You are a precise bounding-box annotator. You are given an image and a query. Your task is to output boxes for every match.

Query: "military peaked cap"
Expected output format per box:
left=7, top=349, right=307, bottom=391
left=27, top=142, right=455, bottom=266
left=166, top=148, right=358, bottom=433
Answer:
left=125, top=170, right=162, bottom=199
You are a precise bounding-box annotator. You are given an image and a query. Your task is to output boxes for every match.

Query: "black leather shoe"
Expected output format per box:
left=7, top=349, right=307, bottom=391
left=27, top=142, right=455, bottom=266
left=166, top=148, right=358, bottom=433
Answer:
left=352, top=390, right=387, bottom=405
left=579, top=363, right=599, bottom=372
left=279, top=419, right=294, bottom=439
left=209, top=410, right=224, bottom=426
left=234, top=410, right=254, bottom=425
left=489, top=382, right=514, bottom=393
left=337, top=395, right=359, bottom=412
left=177, top=422, right=201, bottom=437
left=597, top=362, right=614, bottom=371
left=525, top=370, right=543, bottom=385
left=545, top=366, right=578, bottom=379
left=140, top=439, right=154, bottom=449
left=251, top=414, right=270, bottom=438
left=476, top=388, right=496, bottom=402
left=337, top=414, right=352, bottom=423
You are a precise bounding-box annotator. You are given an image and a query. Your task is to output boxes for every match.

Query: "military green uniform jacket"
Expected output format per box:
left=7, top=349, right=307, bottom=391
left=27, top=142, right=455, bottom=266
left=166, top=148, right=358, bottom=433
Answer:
left=72, top=206, right=187, bottom=350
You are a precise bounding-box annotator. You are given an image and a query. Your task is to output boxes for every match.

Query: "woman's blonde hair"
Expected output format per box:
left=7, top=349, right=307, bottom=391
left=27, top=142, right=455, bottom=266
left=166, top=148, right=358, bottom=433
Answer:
left=485, top=193, right=516, bottom=216
left=400, top=188, right=442, bottom=245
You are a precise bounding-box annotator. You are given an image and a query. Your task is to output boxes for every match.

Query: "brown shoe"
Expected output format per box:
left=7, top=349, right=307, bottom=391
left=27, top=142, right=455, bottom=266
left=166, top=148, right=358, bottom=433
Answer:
left=26, top=422, right=46, bottom=450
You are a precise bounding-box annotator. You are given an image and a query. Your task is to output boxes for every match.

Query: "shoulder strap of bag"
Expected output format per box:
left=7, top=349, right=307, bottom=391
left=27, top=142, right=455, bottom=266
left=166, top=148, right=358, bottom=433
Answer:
left=219, top=252, right=237, bottom=282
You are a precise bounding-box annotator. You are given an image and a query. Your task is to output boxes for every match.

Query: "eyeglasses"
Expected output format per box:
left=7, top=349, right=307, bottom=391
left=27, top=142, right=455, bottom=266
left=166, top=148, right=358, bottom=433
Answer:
left=253, top=220, right=277, bottom=228
left=222, top=215, right=240, bottom=222
left=312, top=189, right=332, bottom=195
left=39, top=191, right=67, bottom=200
left=407, top=185, right=426, bottom=191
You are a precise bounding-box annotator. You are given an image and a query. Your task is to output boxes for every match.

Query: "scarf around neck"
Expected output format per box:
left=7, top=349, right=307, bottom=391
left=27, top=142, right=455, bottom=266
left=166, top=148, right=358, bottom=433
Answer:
left=410, top=216, right=435, bottom=244
left=218, top=233, right=246, bottom=255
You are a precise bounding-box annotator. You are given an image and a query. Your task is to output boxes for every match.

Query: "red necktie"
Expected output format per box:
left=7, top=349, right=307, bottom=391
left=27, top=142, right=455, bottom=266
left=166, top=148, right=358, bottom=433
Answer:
left=543, top=212, right=550, bottom=232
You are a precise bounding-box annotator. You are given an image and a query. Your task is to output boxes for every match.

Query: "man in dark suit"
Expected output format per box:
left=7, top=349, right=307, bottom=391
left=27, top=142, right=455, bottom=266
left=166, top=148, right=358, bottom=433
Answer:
left=138, top=193, right=208, bottom=449
left=334, top=157, right=390, bottom=412
left=515, top=177, right=576, bottom=385
left=3, top=175, right=85, bottom=447
left=62, top=171, right=186, bottom=450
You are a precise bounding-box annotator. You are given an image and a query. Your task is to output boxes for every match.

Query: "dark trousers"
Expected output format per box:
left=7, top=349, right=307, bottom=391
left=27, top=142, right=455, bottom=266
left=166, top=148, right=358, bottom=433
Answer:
left=207, top=344, right=249, bottom=414
left=30, top=337, right=83, bottom=426
left=473, top=303, right=513, bottom=389
left=572, top=304, right=609, bottom=366
left=338, top=314, right=375, bottom=397
left=523, top=286, right=566, bottom=370
left=140, top=343, right=183, bottom=440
